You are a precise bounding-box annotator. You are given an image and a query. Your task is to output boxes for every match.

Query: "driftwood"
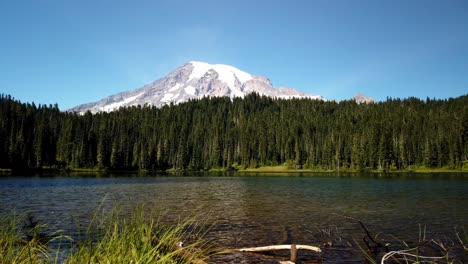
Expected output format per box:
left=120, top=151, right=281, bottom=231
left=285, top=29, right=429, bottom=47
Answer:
left=380, top=248, right=445, bottom=264
left=232, top=244, right=321, bottom=263
left=236, top=244, right=321, bottom=253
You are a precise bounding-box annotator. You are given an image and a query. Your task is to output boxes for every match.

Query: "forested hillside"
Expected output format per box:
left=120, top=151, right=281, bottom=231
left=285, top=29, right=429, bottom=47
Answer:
left=1, top=93, right=467, bottom=171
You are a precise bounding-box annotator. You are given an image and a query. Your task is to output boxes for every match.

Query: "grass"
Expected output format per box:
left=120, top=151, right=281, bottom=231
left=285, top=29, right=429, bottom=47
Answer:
left=238, top=165, right=333, bottom=173
left=3, top=161, right=467, bottom=174
left=402, top=164, right=468, bottom=173
left=355, top=224, right=468, bottom=264
left=66, top=205, right=211, bottom=264
left=238, top=165, right=468, bottom=173
left=236, top=160, right=468, bottom=173
left=0, top=203, right=211, bottom=264
left=0, top=213, right=50, bottom=264
left=3, top=207, right=467, bottom=264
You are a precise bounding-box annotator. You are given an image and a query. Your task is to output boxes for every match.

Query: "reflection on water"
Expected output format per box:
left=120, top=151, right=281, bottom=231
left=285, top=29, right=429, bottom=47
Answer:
left=0, top=172, right=467, bottom=263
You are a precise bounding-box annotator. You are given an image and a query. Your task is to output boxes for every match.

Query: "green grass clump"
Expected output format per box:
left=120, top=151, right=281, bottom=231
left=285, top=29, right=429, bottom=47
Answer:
left=66, top=206, right=210, bottom=264
left=0, top=213, right=50, bottom=264
left=0, top=204, right=211, bottom=264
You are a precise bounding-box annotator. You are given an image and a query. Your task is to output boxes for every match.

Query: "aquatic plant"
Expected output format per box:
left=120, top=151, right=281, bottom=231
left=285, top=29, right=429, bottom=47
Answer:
left=0, top=213, right=50, bottom=264
left=0, top=205, right=211, bottom=264
left=354, top=224, right=467, bottom=264
left=65, top=205, right=211, bottom=264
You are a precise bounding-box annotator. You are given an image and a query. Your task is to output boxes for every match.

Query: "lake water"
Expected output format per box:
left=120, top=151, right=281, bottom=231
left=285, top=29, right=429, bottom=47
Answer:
left=0, top=172, right=467, bottom=263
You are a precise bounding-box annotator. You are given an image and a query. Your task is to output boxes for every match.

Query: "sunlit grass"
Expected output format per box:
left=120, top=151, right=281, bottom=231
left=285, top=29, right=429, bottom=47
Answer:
left=0, top=204, right=211, bottom=264
left=66, top=205, right=211, bottom=264
left=0, top=213, right=50, bottom=264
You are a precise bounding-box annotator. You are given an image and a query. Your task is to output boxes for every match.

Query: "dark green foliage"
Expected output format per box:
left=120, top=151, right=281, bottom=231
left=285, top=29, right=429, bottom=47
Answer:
left=0, top=93, right=466, bottom=171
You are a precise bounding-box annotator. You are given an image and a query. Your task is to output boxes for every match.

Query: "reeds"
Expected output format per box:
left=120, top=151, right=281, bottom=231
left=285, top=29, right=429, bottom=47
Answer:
left=0, top=213, right=49, bottom=264
left=66, top=204, right=211, bottom=264
left=355, top=224, right=468, bottom=264
left=0, top=204, right=211, bottom=264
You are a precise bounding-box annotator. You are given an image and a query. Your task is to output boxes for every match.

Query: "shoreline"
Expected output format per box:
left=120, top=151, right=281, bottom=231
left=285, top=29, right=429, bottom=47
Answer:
left=236, top=166, right=468, bottom=173
left=1, top=165, right=467, bottom=175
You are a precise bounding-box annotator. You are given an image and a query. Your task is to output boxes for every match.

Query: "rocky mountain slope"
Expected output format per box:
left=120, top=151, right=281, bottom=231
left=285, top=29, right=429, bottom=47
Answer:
left=68, top=61, right=323, bottom=113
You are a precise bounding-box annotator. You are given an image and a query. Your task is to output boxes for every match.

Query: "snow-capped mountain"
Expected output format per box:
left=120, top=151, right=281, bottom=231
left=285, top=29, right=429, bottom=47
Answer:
left=352, top=93, right=375, bottom=103
left=68, top=61, right=323, bottom=114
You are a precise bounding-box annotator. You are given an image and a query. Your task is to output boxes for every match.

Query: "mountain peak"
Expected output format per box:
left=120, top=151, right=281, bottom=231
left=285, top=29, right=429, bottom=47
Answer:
left=68, top=61, right=323, bottom=113
left=353, top=93, right=375, bottom=103
left=188, top=61, right=253, bottom=88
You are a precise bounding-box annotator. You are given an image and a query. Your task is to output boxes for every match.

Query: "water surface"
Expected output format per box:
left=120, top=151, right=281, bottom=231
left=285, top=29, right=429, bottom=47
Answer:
left=0, top=172, right=466, bottom=263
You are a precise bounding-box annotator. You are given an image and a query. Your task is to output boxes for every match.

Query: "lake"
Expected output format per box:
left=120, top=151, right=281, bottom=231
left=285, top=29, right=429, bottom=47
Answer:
left=0, top=172, right=467, bottom=263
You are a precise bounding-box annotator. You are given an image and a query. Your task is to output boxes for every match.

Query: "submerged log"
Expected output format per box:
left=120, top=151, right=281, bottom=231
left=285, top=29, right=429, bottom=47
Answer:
left=235, top=244, right=321, bottom=253
left=234, top=244, right=321, bottom=263
left=290, top=244, right=298, bottom=262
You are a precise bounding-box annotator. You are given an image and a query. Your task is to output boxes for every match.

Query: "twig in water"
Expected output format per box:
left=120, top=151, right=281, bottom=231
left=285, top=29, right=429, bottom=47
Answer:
left=380, top=247, right=446, bottom=264
left=333, top=213, right=388, bottom=253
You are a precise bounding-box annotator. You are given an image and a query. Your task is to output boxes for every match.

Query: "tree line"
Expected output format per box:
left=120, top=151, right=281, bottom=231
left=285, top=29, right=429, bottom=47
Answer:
left=1, top=93, right=467, bottom=171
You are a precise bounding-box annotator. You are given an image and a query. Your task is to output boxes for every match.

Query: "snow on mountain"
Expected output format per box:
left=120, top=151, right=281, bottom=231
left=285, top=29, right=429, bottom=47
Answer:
left=189, top=61, right=253, bottom=86
left=68, top=61, right=323, bottom=114
left=352, top=93, right=376, bottom=103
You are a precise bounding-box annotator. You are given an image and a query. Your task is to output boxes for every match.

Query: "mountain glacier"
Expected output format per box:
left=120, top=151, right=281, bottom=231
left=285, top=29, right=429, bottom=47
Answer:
left=68, top=61, right=323, bottom=113
left=352, top=93, right=375, bottom=103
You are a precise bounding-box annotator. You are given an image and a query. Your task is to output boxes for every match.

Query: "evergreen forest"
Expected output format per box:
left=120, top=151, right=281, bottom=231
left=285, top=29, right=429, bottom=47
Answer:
left=1, top=93, right=467, bottom=172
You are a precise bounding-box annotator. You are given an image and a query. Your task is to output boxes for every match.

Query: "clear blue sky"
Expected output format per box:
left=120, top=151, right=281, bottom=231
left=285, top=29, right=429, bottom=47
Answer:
left=1, top=0, right=467, bottom=110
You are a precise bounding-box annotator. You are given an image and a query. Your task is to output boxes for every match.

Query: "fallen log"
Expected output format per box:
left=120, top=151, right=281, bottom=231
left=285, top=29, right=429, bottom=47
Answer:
left=230, top=244, right=321, bottom=263
left=235, top=244, right=321, bottom=253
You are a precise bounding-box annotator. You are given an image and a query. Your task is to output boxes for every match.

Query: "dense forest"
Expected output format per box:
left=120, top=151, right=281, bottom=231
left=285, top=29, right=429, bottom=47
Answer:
left=1, top=93, right=467, bottom=172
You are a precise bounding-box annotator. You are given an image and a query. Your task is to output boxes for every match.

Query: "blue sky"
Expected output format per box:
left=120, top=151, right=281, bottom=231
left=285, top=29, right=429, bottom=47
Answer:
left=1, top=0, right=467, bottom=109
